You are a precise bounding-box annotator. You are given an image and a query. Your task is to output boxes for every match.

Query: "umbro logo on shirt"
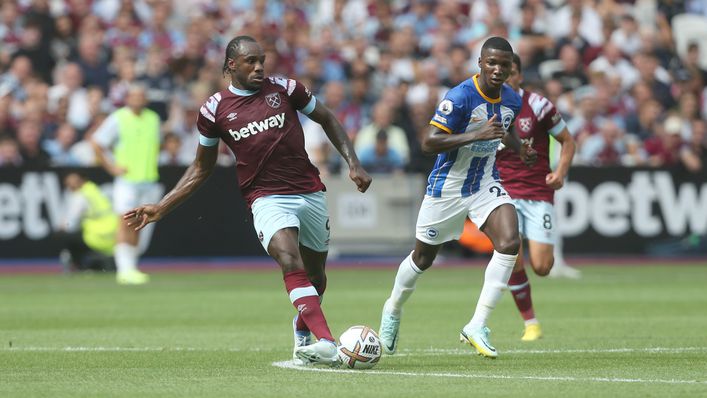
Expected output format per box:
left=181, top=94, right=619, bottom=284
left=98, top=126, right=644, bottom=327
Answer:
left=226, top=112, right=238, bottom=121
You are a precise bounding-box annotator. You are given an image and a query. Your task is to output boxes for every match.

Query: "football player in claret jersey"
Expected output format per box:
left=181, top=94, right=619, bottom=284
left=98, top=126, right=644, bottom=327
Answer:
left=496, top=53, right=576, bottom=341
left=123, top=36, right=372, bottom=366
left=378, top=37, right=537, bottom=359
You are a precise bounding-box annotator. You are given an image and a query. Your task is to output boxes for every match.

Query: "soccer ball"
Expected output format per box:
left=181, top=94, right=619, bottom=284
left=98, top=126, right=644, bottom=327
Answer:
left=337, top=325, right=382, bottom=369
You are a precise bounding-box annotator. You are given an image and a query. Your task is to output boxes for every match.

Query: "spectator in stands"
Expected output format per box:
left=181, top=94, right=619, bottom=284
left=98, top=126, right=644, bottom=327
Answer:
left=625, top=98, right=663, bottom=141
left=675, top=92, right=701, bottom=139
left=621, top=133, right=648, bottom=167
left=551, top=43, right=588, bottom=92
left=550, top=0, right=604, bottom=48
left=597, top=75, right=631, bottom=119
left=681, top=119, right=707, bottom=172
left=0, top=55, right=32, bottom=100
left=68, top=115, right=105, bottom=166
left=542, top=78, right=572, bottom=118
left=406, top=60, right=449, bottom=111
left=567, top=86, right=604, bottom=146
left=108, top=58, right=136, bottom=108
left=0, top=1, right=22, bottom=59
left=138, top=1, right=184, bottom=55
left=16, top=120, right=50, bottom=168
left=578, top=120, right=628, bottom=166
left=552, top=9, right=590, bottom=64
left=442, top=44, right=473, bottom=88
left=610, top=14, right=642, bottom=57
left=588, top=41, right=639, bottom=90
left=104, top=11, right=139, bottom=51
left=394, top=0, right=438, bottom=40
left=48, top=63, right=91, bottom=132
left=633, top=50, right=674, bottom=109
left=358, top=129, right=405, bottom=174
left=355, top=101, right=409, bottom=167
left=73, top=35, right=111, bottom=94
left=334, top=76, right=371, bottom=140
left=137, top=47, right=175, bottom=121
left=43, top=122, right=79, bottom=166
left=644, top=115, right=685, bottom=167
left=158, top=132, right=189, bottom=166
left=0, top=134, right=21, bottom=167
left=675, top=42, right=707, bottom=97
left=0, top=96, right=11, bottom=135
left=13, top=20, right=55, bottom=84
left=516, top=1, right=553, bottom=74
left=51, top=15, right=77, bottom=64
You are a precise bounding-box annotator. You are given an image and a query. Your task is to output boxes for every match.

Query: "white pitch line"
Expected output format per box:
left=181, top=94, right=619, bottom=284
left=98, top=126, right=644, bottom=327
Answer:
left=3, top=346, right=707, bottom=355
left=0, top=346, right=262, bottom=353
left=393, top=346, right=707, bottom=356
left=272, top=360, right=707, bottom=385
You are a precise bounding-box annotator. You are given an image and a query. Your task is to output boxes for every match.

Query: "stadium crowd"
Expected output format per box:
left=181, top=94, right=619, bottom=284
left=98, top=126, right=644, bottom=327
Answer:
left=0, top=0, right=706, bottom=174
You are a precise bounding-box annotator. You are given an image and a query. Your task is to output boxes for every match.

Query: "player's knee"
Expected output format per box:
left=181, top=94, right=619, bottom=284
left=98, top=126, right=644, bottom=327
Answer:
left=272, top=251, right=303, bottom=273
left=411, top=251, right=434, bottom=270
left=531, top=255, right=554, bottom=276
left=494, top=235, right=520, bottom=255
left=534, top=263, right=553, bottom=277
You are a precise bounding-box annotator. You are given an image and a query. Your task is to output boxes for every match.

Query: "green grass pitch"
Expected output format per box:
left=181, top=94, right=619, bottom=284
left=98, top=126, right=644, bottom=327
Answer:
left=2, top=264, right=706, bottom=397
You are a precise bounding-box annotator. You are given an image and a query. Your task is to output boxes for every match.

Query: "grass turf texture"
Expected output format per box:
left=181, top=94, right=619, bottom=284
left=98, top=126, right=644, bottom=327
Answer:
left=1, top=264, right=706, bottom=397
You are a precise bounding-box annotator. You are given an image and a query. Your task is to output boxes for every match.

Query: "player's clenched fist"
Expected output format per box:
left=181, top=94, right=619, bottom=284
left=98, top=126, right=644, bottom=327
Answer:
left=349, top=165, right=372, bottom=193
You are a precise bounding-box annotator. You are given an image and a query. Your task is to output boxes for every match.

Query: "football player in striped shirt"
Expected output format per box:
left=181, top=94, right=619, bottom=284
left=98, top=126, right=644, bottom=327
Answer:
left=379, top=37, right=536, bottom=359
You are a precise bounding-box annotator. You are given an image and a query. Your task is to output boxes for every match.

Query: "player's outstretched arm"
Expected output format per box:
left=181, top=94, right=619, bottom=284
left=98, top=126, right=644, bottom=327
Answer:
left=546, top=128, right=576, bottom=189
left=307, top=101, right=372, bottom=193
left=124, top=144, right=218, bottom=231
left=422, top=114, right=505, bottom=155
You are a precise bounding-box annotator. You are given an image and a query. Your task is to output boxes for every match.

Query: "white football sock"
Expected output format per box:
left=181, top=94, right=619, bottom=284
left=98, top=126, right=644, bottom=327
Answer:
left=385, top=252, right=423, bottom=316
left=114, top=243, right=138, bottom=274
left=468, top=250, right=517, bottom=329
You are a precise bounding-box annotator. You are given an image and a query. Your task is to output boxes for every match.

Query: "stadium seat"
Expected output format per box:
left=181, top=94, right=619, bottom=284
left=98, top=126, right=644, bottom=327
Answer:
left=671, top=13, right=707, bottom=68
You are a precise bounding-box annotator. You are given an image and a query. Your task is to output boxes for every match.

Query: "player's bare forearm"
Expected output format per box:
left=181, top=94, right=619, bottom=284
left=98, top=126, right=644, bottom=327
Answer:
left=125, top=147, right=217, bottom=230
left=422, top=115, right=505, bottom=155
left=309, top=101, right=361, bottom=167
left=422, top=127, right=497, bottom=154
left=554, top=128, right=576, bottom=179
left=322, top=116, right=360, bottom=167
left=307, top=101, right=371, bottom=192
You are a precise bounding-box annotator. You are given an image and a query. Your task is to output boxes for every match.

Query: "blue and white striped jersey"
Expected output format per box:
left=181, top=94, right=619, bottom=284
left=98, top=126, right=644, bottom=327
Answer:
left=426, top=74, right=522, bottom=198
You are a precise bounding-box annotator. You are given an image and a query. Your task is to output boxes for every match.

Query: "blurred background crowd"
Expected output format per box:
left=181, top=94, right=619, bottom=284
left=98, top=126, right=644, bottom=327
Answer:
left=0, top=0, right=706, bottom=175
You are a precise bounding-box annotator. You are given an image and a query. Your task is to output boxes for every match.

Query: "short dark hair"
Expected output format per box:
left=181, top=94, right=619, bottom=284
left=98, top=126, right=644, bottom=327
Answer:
left=512, top=53, right=522, bottom=72
left=222, top=35, right=258, bottom=75
left=480, top=36, right=513, bottom=55
left=62, top=168, right=87, bottom=181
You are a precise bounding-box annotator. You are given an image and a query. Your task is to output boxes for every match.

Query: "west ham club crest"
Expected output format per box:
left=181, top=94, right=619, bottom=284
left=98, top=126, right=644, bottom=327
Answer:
left=265, top=93, right=281, bottom=108
left=518, top=117, right=532, bottom=133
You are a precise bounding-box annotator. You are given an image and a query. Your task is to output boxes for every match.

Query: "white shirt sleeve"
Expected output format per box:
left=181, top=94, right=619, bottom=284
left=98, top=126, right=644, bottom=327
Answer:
left=62, top=192, right=89, bottom=232
left=92, top=113, right=120, bottom=149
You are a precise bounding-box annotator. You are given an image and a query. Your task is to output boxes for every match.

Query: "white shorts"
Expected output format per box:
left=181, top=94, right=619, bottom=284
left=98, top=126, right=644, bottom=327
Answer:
left=251, top=191, right=330, bottom=253
left=514, top=199, right=556, bottom=245
left=415, top=182, right=513, bottom=245
left=113, top=178, right=163, bottom=214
